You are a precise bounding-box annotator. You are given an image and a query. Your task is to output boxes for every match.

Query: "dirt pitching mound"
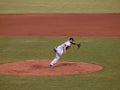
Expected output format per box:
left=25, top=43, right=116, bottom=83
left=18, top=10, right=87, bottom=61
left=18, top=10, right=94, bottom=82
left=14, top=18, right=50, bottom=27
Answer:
left=0, top=60, right=103, bottom=76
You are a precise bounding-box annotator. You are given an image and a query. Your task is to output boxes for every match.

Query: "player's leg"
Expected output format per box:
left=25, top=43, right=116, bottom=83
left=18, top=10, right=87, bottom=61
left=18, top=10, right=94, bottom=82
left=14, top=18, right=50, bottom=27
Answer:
left=50, top=46, right=63, bottom=68
left=50, top=54, right=60, bottom=67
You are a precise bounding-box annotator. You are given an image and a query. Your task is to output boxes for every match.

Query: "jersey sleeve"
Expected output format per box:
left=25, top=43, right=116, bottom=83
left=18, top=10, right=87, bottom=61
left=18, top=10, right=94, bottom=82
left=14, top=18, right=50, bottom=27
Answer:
left=64, top=41, right=71, bottom=46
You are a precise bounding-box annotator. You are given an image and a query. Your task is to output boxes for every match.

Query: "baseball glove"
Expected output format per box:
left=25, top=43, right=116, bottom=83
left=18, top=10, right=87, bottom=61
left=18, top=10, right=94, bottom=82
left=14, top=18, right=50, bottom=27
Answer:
left=77, top=43, right=81, bottom=48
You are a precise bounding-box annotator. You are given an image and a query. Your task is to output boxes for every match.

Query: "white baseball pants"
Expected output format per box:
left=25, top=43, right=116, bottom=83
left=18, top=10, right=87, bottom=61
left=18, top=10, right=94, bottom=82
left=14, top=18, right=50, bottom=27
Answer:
left=50, top=46, right=63, bottom=66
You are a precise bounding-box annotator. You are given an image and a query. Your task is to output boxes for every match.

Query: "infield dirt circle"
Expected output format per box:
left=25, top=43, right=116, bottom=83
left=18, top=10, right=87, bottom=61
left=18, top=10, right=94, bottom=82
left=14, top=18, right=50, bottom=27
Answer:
left=0, top=60, right=103, bottom=76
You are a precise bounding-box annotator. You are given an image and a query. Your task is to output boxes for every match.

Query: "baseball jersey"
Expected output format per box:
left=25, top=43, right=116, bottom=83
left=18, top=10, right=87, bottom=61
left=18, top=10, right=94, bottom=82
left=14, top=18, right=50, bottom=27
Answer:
left=59, top=41, right=71, bottom=49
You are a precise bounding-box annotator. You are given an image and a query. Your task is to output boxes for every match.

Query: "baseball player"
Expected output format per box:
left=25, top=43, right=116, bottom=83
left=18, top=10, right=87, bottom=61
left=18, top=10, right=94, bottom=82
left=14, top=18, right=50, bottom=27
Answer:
left=50, top=37, right=80, bottom=68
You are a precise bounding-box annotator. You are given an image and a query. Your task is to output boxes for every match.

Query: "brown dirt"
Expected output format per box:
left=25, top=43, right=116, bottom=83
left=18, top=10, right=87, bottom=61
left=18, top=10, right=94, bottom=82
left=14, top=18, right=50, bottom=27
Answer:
left=0, top=14, right=118, bottom=76
left=0, top=60, right=103, bottom=76
left=0, top=14, right=120, bottom=37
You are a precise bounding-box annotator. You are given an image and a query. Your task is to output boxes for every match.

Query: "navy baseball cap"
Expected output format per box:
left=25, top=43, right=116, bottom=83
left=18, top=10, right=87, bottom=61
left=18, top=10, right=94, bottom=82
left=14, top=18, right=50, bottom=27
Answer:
left=69, top=37, right=75, bottom=41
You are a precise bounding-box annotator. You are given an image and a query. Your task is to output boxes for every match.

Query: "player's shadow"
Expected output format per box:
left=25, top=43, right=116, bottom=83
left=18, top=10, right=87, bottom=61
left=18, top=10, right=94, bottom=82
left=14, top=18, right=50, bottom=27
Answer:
left=30, top=64, right=47, bottom=69
left=55, top=62, right=76, bottom=68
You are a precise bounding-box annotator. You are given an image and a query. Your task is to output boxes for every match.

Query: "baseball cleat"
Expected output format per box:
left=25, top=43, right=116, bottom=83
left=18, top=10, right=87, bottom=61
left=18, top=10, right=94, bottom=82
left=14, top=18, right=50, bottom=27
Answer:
left=53, top=48, right=57, bottom=53
left=50, top=64, right=54, bottom=69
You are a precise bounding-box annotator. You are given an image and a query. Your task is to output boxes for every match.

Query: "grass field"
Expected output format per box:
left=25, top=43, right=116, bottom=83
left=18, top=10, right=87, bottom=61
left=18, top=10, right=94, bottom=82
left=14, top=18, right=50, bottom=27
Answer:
left=0, top=37, right=120, bottom=90
left=0, top=0, right=120, bottom=14
left=0, top=0, right=120, bottom=90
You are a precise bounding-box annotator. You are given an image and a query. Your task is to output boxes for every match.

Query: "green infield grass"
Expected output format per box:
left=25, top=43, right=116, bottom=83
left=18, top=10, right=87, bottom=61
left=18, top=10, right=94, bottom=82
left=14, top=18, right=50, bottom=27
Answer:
left=0, top=0, right=120, bottom=14
left=0, top=37, right=120, bottom=90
